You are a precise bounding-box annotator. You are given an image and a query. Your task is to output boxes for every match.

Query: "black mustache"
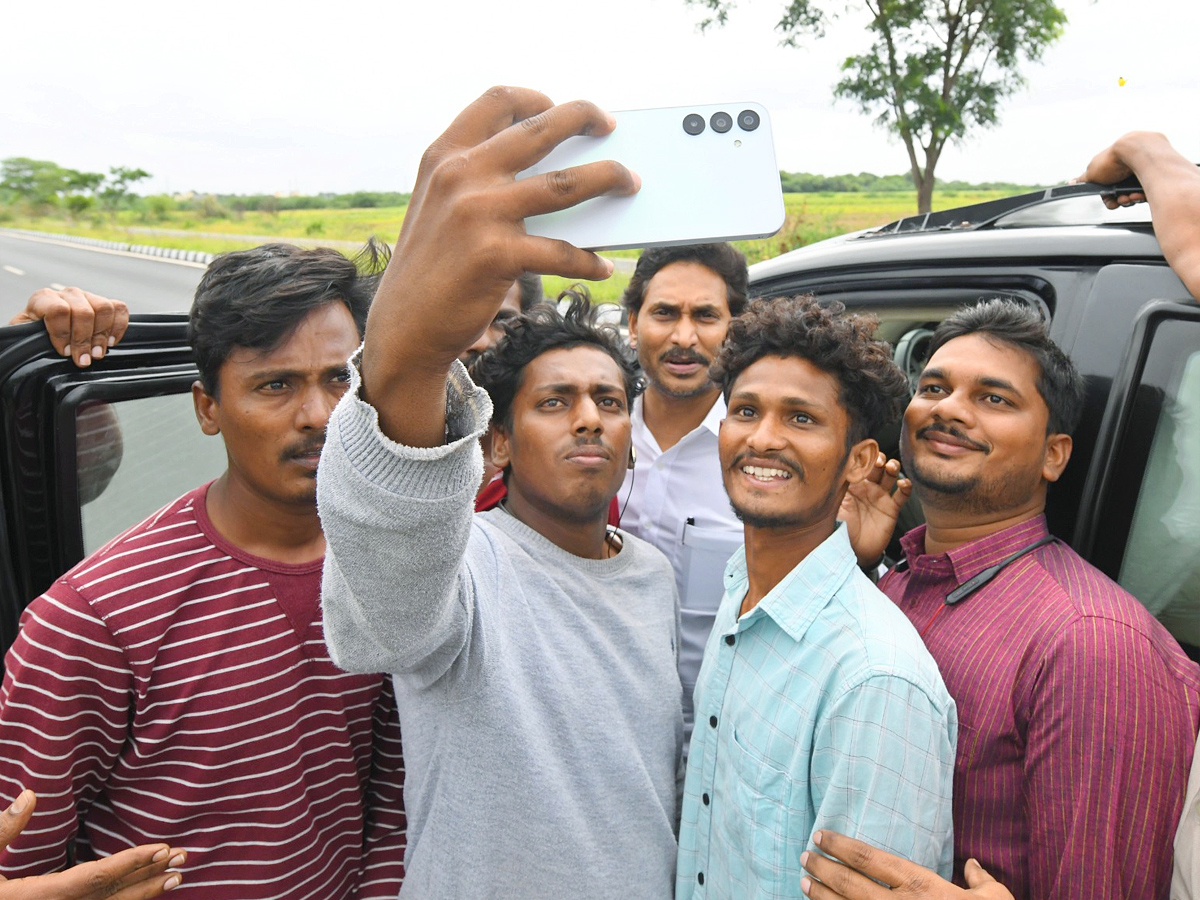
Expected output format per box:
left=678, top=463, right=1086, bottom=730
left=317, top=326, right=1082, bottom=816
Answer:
left=282, top=439, right=325, bottom=461
left=658, top=349, right=709, bottom=366
left=918, top=423, right=989, bottom=452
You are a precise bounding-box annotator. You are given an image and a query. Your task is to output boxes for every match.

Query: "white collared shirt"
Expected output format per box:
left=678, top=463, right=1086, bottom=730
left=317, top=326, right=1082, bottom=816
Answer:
left=619, top=393, right=743, bottom=751
left=1173, top=736, right=1200, bottom=899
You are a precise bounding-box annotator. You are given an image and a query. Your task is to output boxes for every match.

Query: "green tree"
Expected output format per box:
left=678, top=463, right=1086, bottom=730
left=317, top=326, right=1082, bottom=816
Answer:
left=65, top=194, right=95, bottom=217
left=1, top=157, right=103, bottom=210
left=99, top=166, right=151, bottom=211
left=199, top=194, right=229, bottom=220
left=144, top=194, right=176, bottom=222
left=687, top=0, right=1067, bottom=212
left=67, top=170, right=105, bottom=196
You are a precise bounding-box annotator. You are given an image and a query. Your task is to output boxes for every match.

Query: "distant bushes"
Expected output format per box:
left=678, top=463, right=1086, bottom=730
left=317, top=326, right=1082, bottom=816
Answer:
left=779, top=170, right=1043, bottom=194
left=177, top=191, right=412, bottom=212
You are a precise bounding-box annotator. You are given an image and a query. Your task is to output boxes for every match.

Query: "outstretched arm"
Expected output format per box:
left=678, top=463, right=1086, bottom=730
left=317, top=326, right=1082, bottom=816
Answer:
left=1, top=791, right=184, bottom=899
left=8, top=287, right=129, bottom=367
left=1079, top=132, right=1200, bottom=301
left=800, top=830, right=1012, bottom=900
left=318, top=87, right=638, bottom=675
left=360, top=86, right=638, bottom=447
left=809, top=675, right=956, bottom=879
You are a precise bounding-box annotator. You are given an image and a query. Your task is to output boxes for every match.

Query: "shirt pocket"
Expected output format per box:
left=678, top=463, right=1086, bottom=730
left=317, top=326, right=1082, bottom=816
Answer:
left=723, top=726, right=795, bottom=892
left=680, top=523, right=742, bottom=614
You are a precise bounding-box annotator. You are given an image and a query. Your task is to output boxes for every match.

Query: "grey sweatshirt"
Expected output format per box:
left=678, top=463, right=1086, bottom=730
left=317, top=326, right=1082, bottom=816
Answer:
left=318, top=359, right=683, bottom=900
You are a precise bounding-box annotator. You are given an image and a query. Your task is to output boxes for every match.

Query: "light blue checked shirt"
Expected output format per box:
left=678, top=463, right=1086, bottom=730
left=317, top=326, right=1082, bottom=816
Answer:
left=677, top=523, right=956, bottom=900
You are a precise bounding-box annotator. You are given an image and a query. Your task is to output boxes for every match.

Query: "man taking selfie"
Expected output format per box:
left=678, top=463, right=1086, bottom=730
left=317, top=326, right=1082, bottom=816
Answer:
left=317, top=88, right=683, bottom=899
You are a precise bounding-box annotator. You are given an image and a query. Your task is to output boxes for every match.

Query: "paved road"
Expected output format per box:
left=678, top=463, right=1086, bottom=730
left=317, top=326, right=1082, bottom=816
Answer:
left=1, top=228, right=635, bottom=325
left=0, top=231, right=205, bottom=322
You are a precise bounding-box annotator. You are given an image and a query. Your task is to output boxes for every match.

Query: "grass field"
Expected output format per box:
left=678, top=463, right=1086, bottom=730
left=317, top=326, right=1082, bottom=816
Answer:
left=1, top=189, right=1015, bottom=305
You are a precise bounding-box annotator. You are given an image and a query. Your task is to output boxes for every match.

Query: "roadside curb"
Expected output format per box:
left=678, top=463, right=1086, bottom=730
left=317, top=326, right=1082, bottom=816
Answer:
left=0, top=226, right=639, bottom=274
left=0, top=228, right=215, bottom=265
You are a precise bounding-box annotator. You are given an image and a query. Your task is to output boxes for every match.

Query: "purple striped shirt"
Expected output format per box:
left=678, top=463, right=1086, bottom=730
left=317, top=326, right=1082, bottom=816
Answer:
left=881, top=515, right=1200, bottom=900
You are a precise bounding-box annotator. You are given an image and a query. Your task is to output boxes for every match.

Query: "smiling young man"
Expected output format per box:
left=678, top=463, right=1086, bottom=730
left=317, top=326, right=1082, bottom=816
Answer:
left=844, top=298, right=1200, bottom=900
left=0, top=244, right=405, bottom=898
left=676, top=295, right=956, bottom=900
left=619, top=244, right=748, bottom=751
left=316, top=97, right=682, bottom=897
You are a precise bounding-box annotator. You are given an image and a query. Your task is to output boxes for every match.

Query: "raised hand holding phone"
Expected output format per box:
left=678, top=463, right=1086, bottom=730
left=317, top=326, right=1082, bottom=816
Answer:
left=361, top=87, right=640, bottom=448
left=520, top=102, right=786, bottom=250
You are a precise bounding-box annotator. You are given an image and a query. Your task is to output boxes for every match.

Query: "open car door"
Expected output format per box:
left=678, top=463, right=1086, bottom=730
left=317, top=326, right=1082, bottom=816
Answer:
left=1073, top=298, right=1200, bottom=660
left=0, top=316, right=226, bottom=662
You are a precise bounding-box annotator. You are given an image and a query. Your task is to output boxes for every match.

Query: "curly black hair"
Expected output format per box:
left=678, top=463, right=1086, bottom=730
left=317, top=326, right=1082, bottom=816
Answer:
left=710, top=295, right=909, bottom=445
left=929, top=299, right=1085, bottom=435
left=468, top=287, right=643, bottom=429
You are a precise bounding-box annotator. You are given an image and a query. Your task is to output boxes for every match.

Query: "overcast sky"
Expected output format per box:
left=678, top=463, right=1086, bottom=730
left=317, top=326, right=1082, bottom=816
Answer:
left=3, top=0, right=1196, bottom=195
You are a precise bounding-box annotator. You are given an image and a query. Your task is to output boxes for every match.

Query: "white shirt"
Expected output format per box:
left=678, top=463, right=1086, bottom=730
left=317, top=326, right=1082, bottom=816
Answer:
left=619, top=393, right=743, bottom=751
left=1173, top=734, right=1200, bottom=900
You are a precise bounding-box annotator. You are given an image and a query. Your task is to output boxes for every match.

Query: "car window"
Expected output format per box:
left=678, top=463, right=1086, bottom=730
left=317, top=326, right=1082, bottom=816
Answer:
left=76, top=393, right=226, bottom=554
left=1117, top=328, right=1200, bottom=649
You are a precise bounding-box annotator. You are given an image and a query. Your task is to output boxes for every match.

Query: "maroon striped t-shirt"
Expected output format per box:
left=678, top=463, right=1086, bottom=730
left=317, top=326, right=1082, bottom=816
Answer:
left=0, top=483, right=405, bottom=898
left=881, top=515, right=1200, bottom=900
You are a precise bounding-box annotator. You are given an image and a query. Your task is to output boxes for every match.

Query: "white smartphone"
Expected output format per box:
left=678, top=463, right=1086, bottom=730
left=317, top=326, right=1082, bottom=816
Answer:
left=518, top=103, right=786, bottom=252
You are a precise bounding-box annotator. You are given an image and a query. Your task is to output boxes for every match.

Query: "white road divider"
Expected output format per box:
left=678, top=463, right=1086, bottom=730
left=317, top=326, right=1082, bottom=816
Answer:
left=0, top=228, right=216, bottom=265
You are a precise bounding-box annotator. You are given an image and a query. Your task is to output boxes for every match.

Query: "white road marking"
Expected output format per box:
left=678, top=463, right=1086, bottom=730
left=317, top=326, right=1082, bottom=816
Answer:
left=49, top=282, right=66, bottom=291
left=3, top=265, right=25, bottom=276
left=0, top=232, right=208, bottom=269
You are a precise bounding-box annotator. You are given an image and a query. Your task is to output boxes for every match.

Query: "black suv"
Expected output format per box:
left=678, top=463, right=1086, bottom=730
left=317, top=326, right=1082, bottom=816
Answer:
left=749, top=183, right=1200, bottom=658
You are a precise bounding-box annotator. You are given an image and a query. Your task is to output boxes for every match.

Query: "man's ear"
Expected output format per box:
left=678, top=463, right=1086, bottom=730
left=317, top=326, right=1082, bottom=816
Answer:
left=1042, top=433, right=1073, bottom=483
left=843, top=437, right=880, bottom=486
left=192, top=380, right=221, bottom=436
left=488, top=422, right=511, bottom=471
left=626, top=308, right=638, bottom=350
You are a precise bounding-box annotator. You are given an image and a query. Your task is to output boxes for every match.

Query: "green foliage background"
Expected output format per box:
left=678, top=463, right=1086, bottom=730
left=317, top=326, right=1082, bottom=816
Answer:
left=2, top=157, right=1041, bottom=304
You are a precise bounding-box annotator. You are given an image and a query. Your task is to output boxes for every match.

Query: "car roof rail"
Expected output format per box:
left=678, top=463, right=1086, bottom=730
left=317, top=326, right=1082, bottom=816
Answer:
left=864, top=177, right=1152, bottom=237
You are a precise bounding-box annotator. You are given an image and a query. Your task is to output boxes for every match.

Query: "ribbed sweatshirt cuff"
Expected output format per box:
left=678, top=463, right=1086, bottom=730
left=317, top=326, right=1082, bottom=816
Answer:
left=328, top=349, right=489, bottom=502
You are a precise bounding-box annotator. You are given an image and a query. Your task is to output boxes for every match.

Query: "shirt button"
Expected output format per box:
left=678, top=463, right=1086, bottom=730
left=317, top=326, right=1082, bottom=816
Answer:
left=709, top=715, right=718, bottom=729
left=724, top=634, right=735, bottom=646
left=698, top=873, right=705, bottom=886
left=702, top=793, right=710, bottom=805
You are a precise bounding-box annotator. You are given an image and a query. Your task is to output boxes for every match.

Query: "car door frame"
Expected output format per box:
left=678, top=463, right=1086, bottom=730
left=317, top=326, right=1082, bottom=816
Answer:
left=0, top=315, right=202, bottom=659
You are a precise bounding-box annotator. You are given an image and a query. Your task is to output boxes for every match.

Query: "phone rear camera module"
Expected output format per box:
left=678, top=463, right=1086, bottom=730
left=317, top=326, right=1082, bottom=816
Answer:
left=682, top=113, right=705, bottom=135
left=737, top=109, right=761, bottom=132
left=710, top=111, right=733, bottom=134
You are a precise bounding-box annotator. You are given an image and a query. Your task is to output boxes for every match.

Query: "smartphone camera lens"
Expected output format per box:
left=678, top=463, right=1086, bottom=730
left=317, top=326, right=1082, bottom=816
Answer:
left=710, top=111, right=733, bottom=134
left=682, top=113, right=705, bottom=135
left=738, top=109, right=761, bottom=132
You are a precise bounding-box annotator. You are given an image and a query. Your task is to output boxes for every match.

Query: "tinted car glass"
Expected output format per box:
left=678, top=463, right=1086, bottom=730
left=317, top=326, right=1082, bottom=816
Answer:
left=77, top=393, right=225, bottom=554
left=1106, top=320, right=1200, bottom=651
